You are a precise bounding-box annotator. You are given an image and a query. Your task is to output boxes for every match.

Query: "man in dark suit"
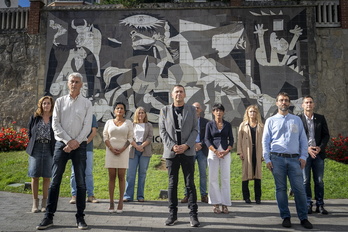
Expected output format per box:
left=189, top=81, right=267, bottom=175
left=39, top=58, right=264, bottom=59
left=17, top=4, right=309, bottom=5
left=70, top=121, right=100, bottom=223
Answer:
left=181, top=102, right=209, bottom=203
left=159, top=85, right=200, bottom=227
left=299, top=95, right=330, bottom=215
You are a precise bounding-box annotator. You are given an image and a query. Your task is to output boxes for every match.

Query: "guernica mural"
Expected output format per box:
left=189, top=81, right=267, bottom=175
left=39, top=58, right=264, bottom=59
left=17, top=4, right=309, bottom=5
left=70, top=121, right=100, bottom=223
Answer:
left=45, top=7, right=311, bottom=133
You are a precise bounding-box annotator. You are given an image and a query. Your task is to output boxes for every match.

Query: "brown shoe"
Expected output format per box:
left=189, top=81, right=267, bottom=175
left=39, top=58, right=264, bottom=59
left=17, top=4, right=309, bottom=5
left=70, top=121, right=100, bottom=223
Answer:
left=201, top=195, right=208, bottom=203
left=181, top=196, right=188, bottom=203
left=87, top=196, right=99, bottom=203
left=69, top=196, right=76, bottom=204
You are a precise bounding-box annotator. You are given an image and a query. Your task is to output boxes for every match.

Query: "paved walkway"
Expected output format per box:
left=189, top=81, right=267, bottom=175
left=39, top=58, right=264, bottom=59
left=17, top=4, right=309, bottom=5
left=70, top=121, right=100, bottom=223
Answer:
left=0, top=191, right=347, bottom=231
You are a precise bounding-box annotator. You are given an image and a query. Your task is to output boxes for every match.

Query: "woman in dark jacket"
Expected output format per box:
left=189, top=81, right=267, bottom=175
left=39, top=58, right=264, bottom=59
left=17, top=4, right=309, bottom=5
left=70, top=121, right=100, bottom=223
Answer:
left=26, top=96, right=55, bottom=213
left=205, top=103, right=234, bottom=214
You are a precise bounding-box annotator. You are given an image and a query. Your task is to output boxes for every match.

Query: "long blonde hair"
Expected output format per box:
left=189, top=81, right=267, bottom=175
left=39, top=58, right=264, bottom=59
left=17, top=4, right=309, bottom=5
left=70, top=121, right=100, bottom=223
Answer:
left=243, top=105, right=263, bottom=126
left=133, top=107, right=148, bottom=124
left=34, top=96, right=54, bottom=117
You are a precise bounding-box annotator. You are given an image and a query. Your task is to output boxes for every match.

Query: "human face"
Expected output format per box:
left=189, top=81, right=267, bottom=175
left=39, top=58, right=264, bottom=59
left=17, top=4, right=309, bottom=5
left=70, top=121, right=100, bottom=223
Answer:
left=137, top=109, right=146, bottom=123
left=171, top=86, right=186, bottom=106
left=68, top=76, right=83, bottom=95
left=248, top=107, right=258, bottom=120
left=276, top=95, right=290, bottom=113
left=114, top=104, right=125, bottom=118
left=193, top=103, right=202, bottom=118
left=42, top=98, right=52, bottom=113
left=302, top=97, right=315, bottom=112
left=213, top=108, right=224, bottom=120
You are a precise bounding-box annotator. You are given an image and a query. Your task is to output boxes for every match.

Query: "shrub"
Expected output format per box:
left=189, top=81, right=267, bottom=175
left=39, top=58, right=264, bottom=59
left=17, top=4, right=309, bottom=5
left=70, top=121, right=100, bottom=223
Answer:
left=326, top=134, right=348, bottom=164
left=0, top=122, right=29, bottom=152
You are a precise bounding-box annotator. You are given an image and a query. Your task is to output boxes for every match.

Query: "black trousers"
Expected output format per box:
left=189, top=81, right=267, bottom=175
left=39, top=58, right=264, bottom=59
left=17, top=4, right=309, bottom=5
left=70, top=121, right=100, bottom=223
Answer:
left=242, top=179, right=261, bottom=201
left=166, top=154, right=198, bottom=216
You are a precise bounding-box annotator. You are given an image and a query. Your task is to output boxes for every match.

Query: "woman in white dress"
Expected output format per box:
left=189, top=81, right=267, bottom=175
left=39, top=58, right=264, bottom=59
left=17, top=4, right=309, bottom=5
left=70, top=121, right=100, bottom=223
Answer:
left=103, top=102, right=135, bottom=213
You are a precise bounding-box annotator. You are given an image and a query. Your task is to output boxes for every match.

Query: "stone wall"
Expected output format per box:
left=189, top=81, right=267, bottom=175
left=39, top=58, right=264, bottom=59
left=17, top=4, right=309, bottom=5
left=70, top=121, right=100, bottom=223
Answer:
left=314, top=28, right=348, bottom=138
left=0, top=33, right=45, bottom=130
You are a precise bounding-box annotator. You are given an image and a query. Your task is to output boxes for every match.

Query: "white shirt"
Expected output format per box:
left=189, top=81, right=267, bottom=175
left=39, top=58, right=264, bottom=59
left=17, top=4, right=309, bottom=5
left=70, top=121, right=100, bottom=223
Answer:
left=134, top=123, right=145, bottom=142
left=52, top=93, right=93, bottom=144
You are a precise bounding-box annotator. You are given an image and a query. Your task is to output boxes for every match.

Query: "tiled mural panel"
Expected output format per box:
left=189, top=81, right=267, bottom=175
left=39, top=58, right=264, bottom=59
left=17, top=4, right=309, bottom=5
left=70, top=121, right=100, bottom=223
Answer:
left=45, top=7, right=310, bottom=127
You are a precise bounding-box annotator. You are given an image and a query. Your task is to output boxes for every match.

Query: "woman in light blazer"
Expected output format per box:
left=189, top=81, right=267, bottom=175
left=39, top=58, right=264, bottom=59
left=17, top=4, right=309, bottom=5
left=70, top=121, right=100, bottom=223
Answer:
left=237, top=105, right=264, bottom=204
left=205, top=103, right=234, bottom=214
left=124, top=107, right=153, bottom=202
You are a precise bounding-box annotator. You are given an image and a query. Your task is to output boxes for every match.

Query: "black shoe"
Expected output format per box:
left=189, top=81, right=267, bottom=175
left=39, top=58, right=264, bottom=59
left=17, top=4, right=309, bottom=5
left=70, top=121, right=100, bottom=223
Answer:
left=316, top=205, right=328, bottom=215
left=301, top=219, right=313, bottom=229
left=308, top=205, right=313, bottom=214
left=181, top=196, right=188, bottom=203
left=282, top=217, right=291, bottom=228
left=256, top=199, right=261, bottom=204
left=36, top=217, right=53, bottom=230
left=190, top=215, right=200, bottom=227
left=201, top=195, right=208, bottom=203
left=76, top=217, right=88, bottom=230
left=245, top=199, right=251, bottom=204
left=165, top=215, right=178, bottom=226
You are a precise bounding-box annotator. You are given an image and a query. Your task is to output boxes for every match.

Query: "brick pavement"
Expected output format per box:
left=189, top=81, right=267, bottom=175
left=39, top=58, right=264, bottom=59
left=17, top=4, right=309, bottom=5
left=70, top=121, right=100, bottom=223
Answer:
left=0, top=191, right=347, bottom=231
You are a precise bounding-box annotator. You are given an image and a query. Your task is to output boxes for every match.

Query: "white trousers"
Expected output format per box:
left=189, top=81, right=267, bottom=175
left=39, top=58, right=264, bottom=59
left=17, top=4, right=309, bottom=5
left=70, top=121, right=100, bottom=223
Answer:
left=207, top=147, right=231, bottom=206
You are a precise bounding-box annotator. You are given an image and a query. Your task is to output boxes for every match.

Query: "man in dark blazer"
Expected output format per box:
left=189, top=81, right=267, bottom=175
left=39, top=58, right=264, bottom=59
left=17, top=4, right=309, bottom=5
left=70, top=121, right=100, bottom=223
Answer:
left=299, top=95, right=330, bottom=215
left=181, top=102, right=209, bottom=203
left=159, top=85, right=200, bottom=227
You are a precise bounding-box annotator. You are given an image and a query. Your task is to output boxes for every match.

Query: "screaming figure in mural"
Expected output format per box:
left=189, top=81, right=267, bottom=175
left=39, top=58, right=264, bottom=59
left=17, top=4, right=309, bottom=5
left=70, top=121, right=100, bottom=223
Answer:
left=254, top=23, right=305, bottom=99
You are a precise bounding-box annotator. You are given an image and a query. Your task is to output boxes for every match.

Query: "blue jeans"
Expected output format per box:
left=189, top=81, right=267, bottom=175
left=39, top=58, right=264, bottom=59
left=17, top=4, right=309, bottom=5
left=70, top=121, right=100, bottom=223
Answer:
left=166, top=154, right=198, bottom=216
left=45, top=141, right=87, bottom=219
left=71, top=151, right=94, bottom=197
left=184, top=150, right=207, bottom=197
left=270, top=154, right=307, bottom=220
left=124, top=144, right=151, bottom=201
left=303, top=156, right=325, bottom=206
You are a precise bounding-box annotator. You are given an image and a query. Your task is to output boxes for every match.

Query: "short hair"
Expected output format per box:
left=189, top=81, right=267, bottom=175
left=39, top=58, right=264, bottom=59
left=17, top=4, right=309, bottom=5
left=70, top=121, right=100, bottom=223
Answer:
left=212, top=103, right=225, bottom=112
left=302, top=95, right=314, bottom=102
left=68, top=72, right=83, bottom=82
left=243, top=105, right=263, bottom=126
left=34, top=96, right=54, bottom=117
left=172, top=84, right=185, bottom=93
left=276, top=92, right=290, bottom=102
left=133, top=106, right=148, bottom=123
left=114, top=101, right=127, bottom=111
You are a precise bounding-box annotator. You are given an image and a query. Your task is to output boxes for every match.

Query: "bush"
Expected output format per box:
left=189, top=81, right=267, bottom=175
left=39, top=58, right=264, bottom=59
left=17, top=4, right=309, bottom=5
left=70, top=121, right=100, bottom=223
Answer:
left=0, top=122, right=29, bottom=152
left=326, top=134, right=348, bottom=164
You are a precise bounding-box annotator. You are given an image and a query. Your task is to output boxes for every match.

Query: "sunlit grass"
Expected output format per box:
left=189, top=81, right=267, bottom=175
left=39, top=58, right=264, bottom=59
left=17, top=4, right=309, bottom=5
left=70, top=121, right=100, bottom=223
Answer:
left=1, top=150, right=347, bottom=200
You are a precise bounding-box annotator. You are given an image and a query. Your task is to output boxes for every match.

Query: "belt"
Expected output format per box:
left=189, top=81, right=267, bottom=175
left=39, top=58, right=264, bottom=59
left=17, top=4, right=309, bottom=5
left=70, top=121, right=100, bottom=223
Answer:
left=271, top=152, right=299, bottom=158
left=36, top=139, right=50, bottom=144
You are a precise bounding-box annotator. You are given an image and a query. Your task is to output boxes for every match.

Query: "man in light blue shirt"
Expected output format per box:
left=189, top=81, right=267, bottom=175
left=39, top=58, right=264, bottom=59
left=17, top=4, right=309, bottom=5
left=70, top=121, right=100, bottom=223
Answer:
left=262, top=92, right=313, bottom=230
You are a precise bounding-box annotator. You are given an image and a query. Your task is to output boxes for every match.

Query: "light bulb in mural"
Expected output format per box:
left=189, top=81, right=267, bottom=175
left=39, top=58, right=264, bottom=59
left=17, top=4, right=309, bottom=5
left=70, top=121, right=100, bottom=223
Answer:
left=120, top=14, right=165, bottom=29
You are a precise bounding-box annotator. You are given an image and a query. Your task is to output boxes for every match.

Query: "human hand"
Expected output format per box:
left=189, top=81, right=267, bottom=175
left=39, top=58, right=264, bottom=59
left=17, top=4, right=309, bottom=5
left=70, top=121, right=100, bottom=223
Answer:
left=300, top=159, right=306, bottom=169
left=67, top=140, right=80, bottom=150
left=266, top=162, right=273, bottom=171
left=136, top=144, right=144, bottom=152
left=63, top=145, right=72, bottom=153
left=308, top=146, right=317, bottom=158
left=195, top=143, right=202, bottom=151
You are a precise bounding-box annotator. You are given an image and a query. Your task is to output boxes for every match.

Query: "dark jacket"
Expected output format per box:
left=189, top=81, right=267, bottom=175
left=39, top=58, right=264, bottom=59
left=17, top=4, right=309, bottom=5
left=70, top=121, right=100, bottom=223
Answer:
left=205, top=119, right=234, bottom=151
left=26, top=115, right=56, bottom=156
left=299, top=113, right=330, bottom=159
left=198, top=117, right=209, bottom=156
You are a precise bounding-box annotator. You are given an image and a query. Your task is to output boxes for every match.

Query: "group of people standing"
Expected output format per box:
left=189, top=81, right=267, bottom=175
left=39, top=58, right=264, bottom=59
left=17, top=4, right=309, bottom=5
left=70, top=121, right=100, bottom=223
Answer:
left=26, top=73, right=329, bottom=230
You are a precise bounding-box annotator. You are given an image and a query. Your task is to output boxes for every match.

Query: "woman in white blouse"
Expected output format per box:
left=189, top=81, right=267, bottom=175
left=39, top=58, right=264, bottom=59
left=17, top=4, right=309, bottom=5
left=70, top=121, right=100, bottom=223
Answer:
left=124, top=107, right=153, bottom=202
left=103, top=102, right=136, bottom=213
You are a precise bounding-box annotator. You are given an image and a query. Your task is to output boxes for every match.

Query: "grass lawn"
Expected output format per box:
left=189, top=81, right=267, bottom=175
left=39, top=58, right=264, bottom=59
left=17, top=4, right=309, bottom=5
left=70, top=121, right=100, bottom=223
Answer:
left=1, top=150, right=347, bottom=200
